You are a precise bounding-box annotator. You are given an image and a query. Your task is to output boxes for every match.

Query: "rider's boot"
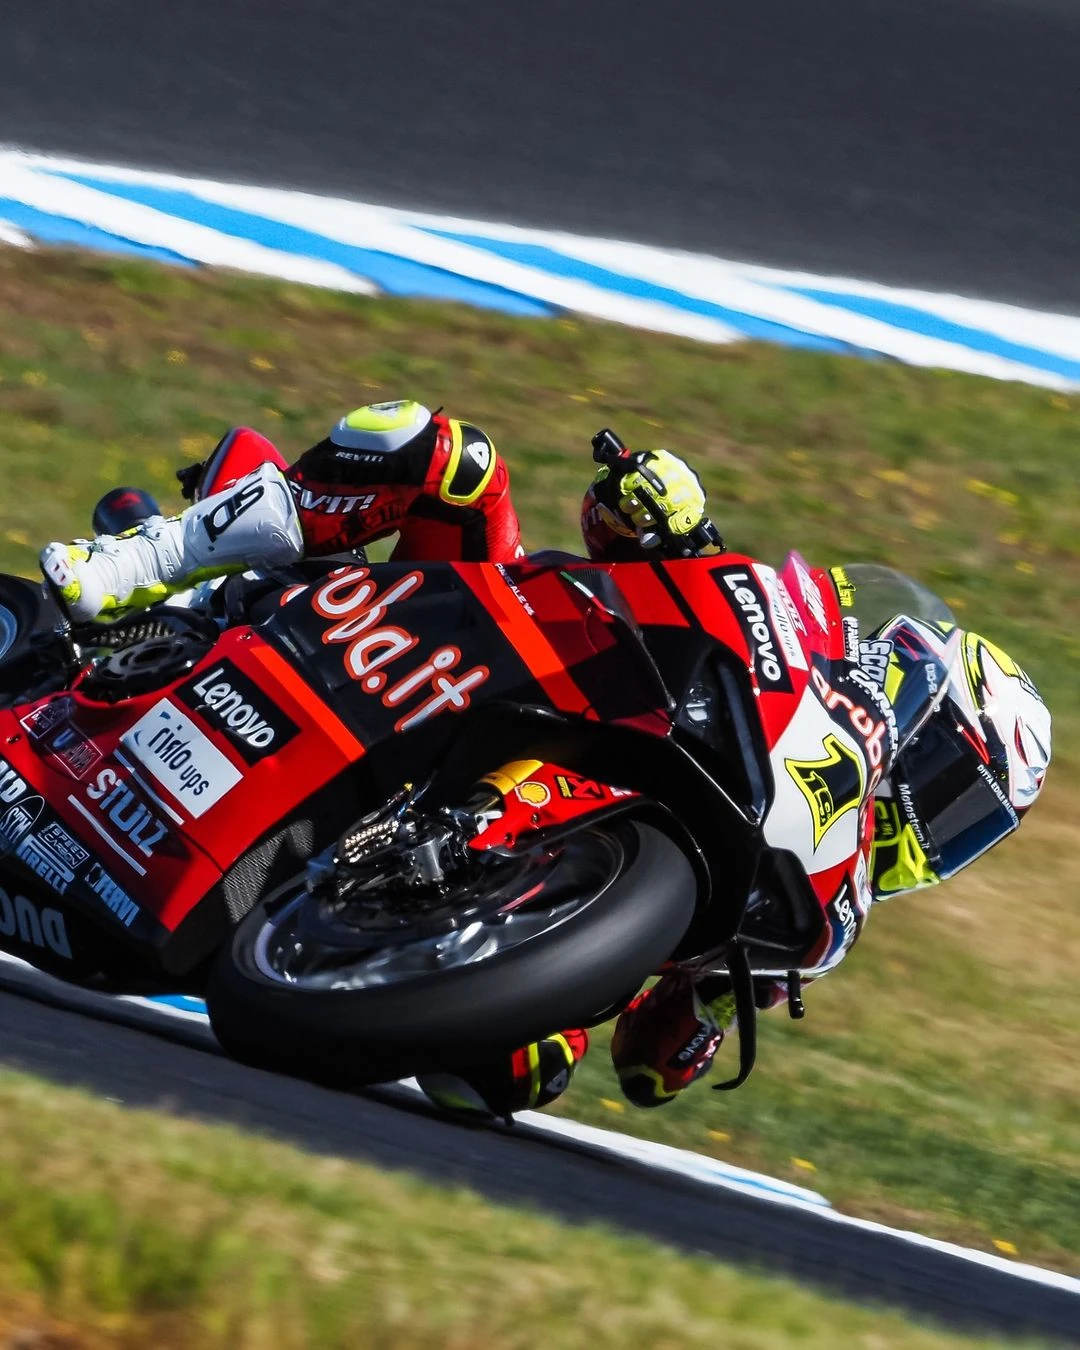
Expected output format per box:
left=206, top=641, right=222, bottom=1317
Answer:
left=40, top=462, right=304, bottom=622
left=417, top=1029, right=589, bottom=1120
left=610, top=973, right=736, bottom=1108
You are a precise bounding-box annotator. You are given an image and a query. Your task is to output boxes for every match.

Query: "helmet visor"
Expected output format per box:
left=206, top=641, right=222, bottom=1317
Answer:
left=894, top=716, right=1019, bottom=881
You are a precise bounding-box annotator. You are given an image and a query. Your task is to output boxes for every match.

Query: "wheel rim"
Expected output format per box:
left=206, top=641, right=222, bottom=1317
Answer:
left=0, top=604, right=20, bottom=663
left=248, top=828, right=629, bottom=991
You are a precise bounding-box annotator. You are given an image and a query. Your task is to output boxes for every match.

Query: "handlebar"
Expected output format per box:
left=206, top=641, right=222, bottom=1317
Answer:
left=590, top=427, right=724, bottom=559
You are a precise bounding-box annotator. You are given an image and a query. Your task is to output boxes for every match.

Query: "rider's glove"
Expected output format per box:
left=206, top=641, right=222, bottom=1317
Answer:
left=612, top=450, right=709, bottom=548
left=585, top=449, right=721, bottom=558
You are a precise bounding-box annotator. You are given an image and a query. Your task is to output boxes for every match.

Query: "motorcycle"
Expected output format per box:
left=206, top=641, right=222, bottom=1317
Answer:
left=0, top=434, right=952, bottom=1094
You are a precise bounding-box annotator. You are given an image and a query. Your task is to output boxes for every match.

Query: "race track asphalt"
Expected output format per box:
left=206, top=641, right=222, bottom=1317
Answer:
left=1, top=972, right=1078, bottom=1342
left=1, top=0, right=1079, bottom=309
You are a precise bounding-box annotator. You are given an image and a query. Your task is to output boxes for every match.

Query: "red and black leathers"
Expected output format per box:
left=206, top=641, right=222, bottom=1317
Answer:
left=286, top=413, right=523, bottom=563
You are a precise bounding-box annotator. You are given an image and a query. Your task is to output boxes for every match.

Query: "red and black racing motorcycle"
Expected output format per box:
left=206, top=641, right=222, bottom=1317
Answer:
left=0, top=444, right=949, bottom=1092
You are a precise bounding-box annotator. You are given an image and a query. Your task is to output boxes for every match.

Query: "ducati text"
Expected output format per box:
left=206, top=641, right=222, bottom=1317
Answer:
left=0, top=885, right=71, bottom=959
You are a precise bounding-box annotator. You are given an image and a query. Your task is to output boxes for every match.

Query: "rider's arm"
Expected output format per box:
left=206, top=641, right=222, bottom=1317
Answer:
left=287, top=413, right=524, bottom=564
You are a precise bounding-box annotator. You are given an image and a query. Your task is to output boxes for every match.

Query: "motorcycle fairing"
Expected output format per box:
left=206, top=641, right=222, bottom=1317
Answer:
left=0, top=544, right=883, bottom=991
left=0, top=625, right=371, bottom=971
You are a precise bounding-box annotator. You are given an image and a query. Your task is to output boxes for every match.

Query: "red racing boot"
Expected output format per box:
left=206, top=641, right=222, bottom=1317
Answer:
left=417, top=1029, right=589, bottom=1120
left=611, top=973, right=736, bottom=1108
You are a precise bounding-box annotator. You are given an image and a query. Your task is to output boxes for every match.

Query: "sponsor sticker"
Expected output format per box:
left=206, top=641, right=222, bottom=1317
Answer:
left=793, top=560, right=829, bottom=631
left=809, top=668, right=892, bottom=772
left=785, top=733, right=865, bottom=850
left=515, top=781, right=551, bottom=807
left=858, top=638, right=892, bottom=690
left=203, top=479, right=264, bottom=545
left=853, top=851, right=873, bottom=916
left=842, top=616, right=860, bottom=664
left=289, top=484, right=377, bottom=516
left=713, top=567, right=794, bottom=692
left=494, top=564, right=536, bottom=616
left=0, top=793, right=44, bottom=858
left=0, top=756, right=28, bottom=805
left=0, top=884, right=71, bottom=958
left=15, top=820, right=89, bottom=895
left=554, top=773, right=606, bottom=801
left=85, top=861, right=140, bottom=928
left=85, top=768, right=171, bottom=861
left=755, top=566, right=809, bottom=673
left=830, top=566, right=857, bottom=609
left=20, top=700, right=103, bottom=779
left=20, top=699, right=70, bottom=742
left=120, top=702, right=242, bottom=817
left=177, top=659, right=299, bottom=765
left=828, top=882, right=860, bottom=948
left=310, top=567, right=490, bottom=734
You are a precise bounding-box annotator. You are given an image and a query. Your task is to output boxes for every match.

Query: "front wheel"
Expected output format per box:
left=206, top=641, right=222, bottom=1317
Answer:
left=207, top=820, right=697, bottom=1087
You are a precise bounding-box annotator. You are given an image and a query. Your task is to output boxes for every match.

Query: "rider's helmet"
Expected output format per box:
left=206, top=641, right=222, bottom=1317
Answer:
left=877, top=627, right=1051, bottom=893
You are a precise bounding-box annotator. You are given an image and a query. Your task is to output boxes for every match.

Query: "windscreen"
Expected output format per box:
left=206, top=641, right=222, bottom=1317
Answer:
left=833, top=564, right=955, bottom=635
left=831, top=564, right=957, bottom=754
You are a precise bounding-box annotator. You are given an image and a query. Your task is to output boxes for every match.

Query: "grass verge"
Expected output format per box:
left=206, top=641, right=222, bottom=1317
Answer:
left=0, top=1070, right=1057, bottom=1349
left=0, top=245, right=1077, bottom=1271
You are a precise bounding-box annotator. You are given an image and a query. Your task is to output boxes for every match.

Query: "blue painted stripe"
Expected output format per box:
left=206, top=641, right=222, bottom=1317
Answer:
left=0, top=198, right=194, bottom=266
left=147, top=994, right=208, bottom=1015
left=418, top=228, right=855, bottom=353
left=47, top=172, right=554, bottom=318
left=785, top=285, right=1080, bottom=383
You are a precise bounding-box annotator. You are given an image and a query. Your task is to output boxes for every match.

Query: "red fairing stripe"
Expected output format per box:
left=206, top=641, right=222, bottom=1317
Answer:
left=459, top=564, right=594, bottom=717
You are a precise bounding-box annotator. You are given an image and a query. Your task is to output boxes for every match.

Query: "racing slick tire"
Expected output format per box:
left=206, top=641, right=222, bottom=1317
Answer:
left=206, top=819, right=696, bottom=1088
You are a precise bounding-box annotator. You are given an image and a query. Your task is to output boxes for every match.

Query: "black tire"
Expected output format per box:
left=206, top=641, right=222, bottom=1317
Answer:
left=207, top=820, right=696, bottom=1087
left=0, top=575, right=63, bottom=707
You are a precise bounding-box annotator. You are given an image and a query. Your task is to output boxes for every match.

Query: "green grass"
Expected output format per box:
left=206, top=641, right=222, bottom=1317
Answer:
left=0, top=245, right=1077, bottom=1274
left=0, top=1070, right=1056, bottom=1349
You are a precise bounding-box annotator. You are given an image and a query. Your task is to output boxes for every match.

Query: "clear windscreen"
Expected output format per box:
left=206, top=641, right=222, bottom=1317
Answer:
left=831, top=564, right=957, bottom=754
left=833, top=564, right=955, bottom=635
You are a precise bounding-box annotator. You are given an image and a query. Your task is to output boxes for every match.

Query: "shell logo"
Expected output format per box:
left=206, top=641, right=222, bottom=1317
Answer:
left=515, top=781, right=551, bottom=808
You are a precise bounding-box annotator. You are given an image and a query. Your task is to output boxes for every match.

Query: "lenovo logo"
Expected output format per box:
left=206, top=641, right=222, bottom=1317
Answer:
left=177, top=660, right=299, bottom=765
left=715, top=569, right=793, bottom=692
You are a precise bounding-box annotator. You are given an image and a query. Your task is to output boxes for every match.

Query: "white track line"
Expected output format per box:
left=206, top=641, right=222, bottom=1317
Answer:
left=0, top=158, right=375, bottom=294
left=4, top=149, right=1080, bottom=388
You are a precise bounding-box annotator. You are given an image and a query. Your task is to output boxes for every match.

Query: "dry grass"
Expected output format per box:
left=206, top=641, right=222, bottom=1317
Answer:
left=0, top=1071, right=1057, bottom=1350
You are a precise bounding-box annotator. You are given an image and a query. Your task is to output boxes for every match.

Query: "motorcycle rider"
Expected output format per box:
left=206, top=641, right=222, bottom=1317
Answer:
left=39, top=400, right=1052, bottom=1116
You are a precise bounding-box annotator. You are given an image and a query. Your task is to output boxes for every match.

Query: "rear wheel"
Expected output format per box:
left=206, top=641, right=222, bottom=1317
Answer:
left=0, top=575, right=65, bottom=707
left=207, top=819, right=696, bottom=1087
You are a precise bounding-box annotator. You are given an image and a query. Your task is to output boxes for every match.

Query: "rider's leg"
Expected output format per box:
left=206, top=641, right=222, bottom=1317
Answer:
left=610, top=972, right=737, bottom=1108
left=41, top=462, right=304, bottom=622
left=418, top=1029, right=589, bottom=1118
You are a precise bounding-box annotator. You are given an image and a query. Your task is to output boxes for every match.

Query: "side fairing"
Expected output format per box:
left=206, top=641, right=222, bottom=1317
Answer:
left=764, top=688, right=869, bottom=874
